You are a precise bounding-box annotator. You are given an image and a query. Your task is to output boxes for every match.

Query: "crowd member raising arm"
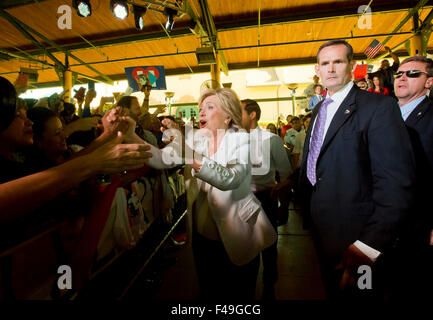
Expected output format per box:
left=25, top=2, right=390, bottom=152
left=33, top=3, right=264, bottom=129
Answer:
left=0, top=76, right=152, bottom=224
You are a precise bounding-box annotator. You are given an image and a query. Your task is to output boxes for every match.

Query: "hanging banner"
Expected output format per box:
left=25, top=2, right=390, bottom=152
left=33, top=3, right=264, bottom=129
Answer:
left=14, top=72, right=29, bottom=95
left=125, top=66, right=167, bottom=92
left=353, top=64, right=374, bottom=79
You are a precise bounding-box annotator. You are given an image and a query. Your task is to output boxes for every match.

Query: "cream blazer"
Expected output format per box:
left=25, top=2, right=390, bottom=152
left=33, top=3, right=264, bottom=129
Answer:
left=183, top=129, right=277, bottom=266
left=146, top=129, right=277, bottom=265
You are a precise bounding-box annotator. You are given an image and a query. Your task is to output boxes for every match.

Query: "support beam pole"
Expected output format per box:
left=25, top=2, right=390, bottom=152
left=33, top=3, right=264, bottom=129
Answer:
left=198, top=0, right=229, bottom=75
left=411, top=33, right=423, bottom=55
left=210, top=53, right=221, bottom=88
left=63, top=70, right=72, bottom=103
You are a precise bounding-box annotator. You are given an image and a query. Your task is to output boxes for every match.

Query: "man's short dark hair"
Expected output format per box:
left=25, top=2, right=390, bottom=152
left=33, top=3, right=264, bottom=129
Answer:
left=241, top=99, right=261, bottom=121
left=317, top=39, right=354, bottom=63
left=117, top=96, right=137, bottom=109
left=400, top=56, right=433, bottom=77
left=290, top=116, right=300, bottom=124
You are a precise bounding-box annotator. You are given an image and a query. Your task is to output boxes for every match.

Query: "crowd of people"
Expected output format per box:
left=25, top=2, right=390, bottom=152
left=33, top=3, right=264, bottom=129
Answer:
left=0, top=37, right=432, bottom=301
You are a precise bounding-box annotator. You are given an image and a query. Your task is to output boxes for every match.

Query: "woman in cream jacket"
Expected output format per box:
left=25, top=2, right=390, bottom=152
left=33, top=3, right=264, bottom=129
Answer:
left=138, top=88, right=276, bottom=300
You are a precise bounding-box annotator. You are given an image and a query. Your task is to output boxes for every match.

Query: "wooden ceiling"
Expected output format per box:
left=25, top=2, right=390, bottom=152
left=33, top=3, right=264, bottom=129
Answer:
left=0, top=0, right=432, bottom=87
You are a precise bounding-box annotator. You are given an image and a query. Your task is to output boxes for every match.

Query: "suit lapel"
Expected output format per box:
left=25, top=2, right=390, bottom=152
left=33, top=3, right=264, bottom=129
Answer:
left=405, top=96, right=430, bottom=126
left=320, top=85, right=358, bottom=155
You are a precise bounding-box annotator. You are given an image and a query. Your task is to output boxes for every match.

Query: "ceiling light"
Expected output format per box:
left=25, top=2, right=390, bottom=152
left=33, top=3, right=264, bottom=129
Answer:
left=73, top=0, right=91, bottom=17
left=133, top=5, right=147, bottom=30
left=163, top=7, right=177, bottom=32
left=110, top=0, right=129, bottom=20
left=195, top=47, right=216, bottom=65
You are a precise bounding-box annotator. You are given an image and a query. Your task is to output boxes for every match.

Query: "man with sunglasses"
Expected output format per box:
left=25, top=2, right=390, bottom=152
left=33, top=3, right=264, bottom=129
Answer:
left=391, top=56, right=433, bottom=298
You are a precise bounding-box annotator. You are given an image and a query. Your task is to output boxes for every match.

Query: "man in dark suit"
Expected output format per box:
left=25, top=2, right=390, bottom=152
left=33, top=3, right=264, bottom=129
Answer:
left=299, top=39, right=416, bottom=299
left=308, top=84, right=325, bottom=111
left=391, top=55, right=433, bottom=298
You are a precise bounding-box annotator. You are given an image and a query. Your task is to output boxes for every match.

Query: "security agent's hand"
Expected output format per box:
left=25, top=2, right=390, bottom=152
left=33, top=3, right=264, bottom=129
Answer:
left=336, top=244, right=374, bottom=291
left=430, top=230, right=433, bottom=246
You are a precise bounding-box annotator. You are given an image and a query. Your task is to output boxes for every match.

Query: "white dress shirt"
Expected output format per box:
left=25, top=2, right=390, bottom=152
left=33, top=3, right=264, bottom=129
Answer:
left=309, top=81, right=381, bottom=262
left=292, top=128, right=306, bottom=154
left=399, top=95, right=427, bottom=121
left=250, top=127, right=292, bottom=192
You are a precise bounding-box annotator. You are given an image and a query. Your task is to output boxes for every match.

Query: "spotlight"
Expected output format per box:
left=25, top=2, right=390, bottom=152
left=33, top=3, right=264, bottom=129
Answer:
left=73, top=0, right=91, bottom=17
left=110, top=0, right=129, bottom=20
left=163, top=7, right=177, bottom=32
left=133, top=5, right=147, bottom=30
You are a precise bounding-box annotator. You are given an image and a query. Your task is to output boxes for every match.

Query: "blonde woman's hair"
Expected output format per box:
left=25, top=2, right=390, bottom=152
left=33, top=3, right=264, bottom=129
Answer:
left=198, top=88, right=242, bottom=129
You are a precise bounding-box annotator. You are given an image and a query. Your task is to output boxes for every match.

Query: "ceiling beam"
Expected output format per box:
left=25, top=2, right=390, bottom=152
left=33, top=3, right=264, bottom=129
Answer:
left=62, top=31, right=412, bottom=67
left=0, top=9, right=65, bottom=69
left=11, top=28, right=194, bottom=58
left=0, top=48, right=54, bottom=67
left=377, top=0, right=430, bottom=48
left=0, top=0, right=48, bottom=9
left=3, top=3, right=433, bottom=59
left=216, top=2, right=433, bottom=32
left=0, top=9, right=114, bottom=84
left=24, top=48, right=416, bottom=89
left=198, top=0, right=229, bottom=75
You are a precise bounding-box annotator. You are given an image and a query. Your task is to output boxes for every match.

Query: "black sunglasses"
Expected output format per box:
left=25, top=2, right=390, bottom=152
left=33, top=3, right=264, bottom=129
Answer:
left=394, top=70, right=430, bottom=79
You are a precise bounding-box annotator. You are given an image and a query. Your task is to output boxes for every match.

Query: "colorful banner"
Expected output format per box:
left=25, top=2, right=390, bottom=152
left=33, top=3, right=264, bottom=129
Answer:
left=125, top=66, right=167, bottom=92
left=353, top=64, right=373, bottom=79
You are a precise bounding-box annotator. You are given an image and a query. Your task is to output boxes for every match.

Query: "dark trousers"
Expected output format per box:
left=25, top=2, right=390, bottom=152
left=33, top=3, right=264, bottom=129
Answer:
left=192, top=232, right=260, bottom=301
left=376, top=238, right=433, bottom=300
left=254, top=190, right=278, bottom=286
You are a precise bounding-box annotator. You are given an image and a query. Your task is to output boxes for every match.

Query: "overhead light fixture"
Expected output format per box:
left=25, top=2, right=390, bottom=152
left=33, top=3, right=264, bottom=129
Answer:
left=110, top=0, right=129, bottom=20
left=163, top=7, right=177, bottom=32
left=133, top=5, right=147, bottom=30
left=195, top=47, right=216, bottom=65
left=73, top=0, right=92, bottom=17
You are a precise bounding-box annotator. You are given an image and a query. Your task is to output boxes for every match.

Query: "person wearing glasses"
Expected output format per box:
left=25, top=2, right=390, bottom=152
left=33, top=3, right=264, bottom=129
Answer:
left=388, top=56, right=433, bottom=299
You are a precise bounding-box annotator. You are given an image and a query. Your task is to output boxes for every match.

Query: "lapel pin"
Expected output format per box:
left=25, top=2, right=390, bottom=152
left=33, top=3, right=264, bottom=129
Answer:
left=344, top=109, right=350, bottom=114
left=418, top=112, right=422, bottom=116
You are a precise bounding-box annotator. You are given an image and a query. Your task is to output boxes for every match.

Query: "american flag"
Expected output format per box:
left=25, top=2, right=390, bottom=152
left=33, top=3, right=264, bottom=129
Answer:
left=364, top=39, right=384, bottom=59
